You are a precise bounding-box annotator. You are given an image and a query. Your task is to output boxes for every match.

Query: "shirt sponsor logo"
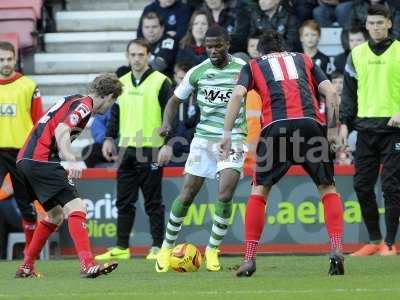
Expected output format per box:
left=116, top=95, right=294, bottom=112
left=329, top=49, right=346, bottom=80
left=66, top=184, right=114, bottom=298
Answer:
left=395, top=143, right=400, bottom=151
left=368, top=60, right=385, bottom=65
left=203, top=88, right=232, bottom=103
left=75, top=103, right=91, bottom=118
left=0, top=103, right=17, bottom=116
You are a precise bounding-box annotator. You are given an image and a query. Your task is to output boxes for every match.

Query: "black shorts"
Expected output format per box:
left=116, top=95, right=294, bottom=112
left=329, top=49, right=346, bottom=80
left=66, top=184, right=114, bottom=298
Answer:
left=0, top=149, right=36, bottom=221
left=255, top=118, right=335, bottom=187
left=17, top=159, right=79, bottom=211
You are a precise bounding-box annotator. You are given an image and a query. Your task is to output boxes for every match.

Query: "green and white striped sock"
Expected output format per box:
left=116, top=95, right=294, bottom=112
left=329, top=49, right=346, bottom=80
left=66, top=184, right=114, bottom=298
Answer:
left=162, top=197, right=190, bottom=249
left=207, top=200, right=232, bottom=250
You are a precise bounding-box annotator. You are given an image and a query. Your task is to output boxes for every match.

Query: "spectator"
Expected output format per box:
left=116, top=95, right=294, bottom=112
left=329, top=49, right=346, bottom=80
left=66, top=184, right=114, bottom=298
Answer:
left=249, top=0, right=301, bottom=51
left=349, top=1, right=400, bottom=38
left=137, top=0, right=191, bottom=41
left=81, top=109, right=113, bottom=168
left=290, top=0, right=318, bottom=22
left=0, top=174, right=22, bottom=259
left=247, top=34, right=261, bottom=59
left=169, top=61, right=200, bottom=166
left=331, top=71, right=344, bottom=97
left=183, top=0, right=205, bottom=12
left=333, top=25, right=368, bottom=73
left=0, top=41, right=41, bottom=255
left=117, top=12, right=178, bottom=78
left=299, top=19, right=332, bottom=76
left=202, top=0, right=250, bottom=52
left=330, top=71, right=351, bottom=165
left=339, top=4, right=400, bottom=256
left=176, top=10, right=213, bottom=65
left=95, top=39, right=172, bottom=261
left=313, top=0, right=353, bottom=27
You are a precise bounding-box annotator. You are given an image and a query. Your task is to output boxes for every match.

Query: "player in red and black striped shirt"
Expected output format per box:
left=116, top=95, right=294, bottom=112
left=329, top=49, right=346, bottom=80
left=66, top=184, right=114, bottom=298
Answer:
left=15, top=74, right=123, bottom=279
left=220, top=30, right=344, bottom=277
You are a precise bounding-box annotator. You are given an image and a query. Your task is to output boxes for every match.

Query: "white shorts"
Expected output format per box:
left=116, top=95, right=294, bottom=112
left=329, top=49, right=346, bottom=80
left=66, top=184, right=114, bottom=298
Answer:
left=184, top=137, right=247, bottom=179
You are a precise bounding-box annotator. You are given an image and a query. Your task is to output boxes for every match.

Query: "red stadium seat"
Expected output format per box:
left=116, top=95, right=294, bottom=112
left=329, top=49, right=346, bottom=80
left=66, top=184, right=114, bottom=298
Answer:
left=0, top=33, right=20, bottom=57
left=0, top=0, right=43, bottom=19
left=0, top=8, right=37, bottom=49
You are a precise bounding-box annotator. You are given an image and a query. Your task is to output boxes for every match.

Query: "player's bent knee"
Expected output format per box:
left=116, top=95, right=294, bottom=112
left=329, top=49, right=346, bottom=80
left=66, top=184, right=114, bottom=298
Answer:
left=63, top=198, right=86, bottom=217
left=251, top=185, right=271, bottom=197
left=218, top=190, right=234, bottom=203
left=318, top=185, right=337, bottom=196
left=180, top=183, right=201, bottom=205
left=46, top=206, right=64, bottom=226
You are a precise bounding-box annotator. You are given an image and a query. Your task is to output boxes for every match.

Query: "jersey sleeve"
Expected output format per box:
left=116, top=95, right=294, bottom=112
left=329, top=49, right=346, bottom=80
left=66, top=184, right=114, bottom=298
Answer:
left=62, top=100, right=92, bottom=128
left=305, top=54, right=328, bottom=86
left=174, top=67, right=196, bottom=101
left=237, top=63, right=253, bottom=90
left=30, top=87, right=44, bottom=124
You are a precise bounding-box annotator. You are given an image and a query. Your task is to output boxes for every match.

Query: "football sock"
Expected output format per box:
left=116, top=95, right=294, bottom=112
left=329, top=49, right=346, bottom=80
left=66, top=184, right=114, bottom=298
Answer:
left=321, top=193, right=344, bottom=254
left=244, top=194, right=267, bottom=260
left=162, top=197, right=190, bottom=248
left=22, top=219, right=37, bottom=254
left=68, top=211, right=95, bottom=268
left=24, top=220, right=57, bottom=266
left=207, top=199, right=232, bottom=250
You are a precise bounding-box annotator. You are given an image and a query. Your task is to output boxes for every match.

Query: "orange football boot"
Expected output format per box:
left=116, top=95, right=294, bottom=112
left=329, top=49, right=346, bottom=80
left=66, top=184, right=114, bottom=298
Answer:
left=350, top=243, right=381, bottom=256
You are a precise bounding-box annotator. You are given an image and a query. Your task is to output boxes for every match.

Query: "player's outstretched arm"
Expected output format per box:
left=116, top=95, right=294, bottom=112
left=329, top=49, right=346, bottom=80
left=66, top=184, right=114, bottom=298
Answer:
left=224, top=85, right=247, bottom=133
left=55, top=123, right=75, bottom=162
left=319, top=80, right=340, bottom=149
left=219, top=85, right=247, bottom=159
left=55, top=123, right=83, bottom=178
left=159, top=95, right=181, bottom=137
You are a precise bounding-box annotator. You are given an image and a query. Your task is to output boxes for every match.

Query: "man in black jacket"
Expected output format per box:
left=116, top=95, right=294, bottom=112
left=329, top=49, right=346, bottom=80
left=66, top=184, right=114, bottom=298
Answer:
left=339, top=4, right=400, bottom=256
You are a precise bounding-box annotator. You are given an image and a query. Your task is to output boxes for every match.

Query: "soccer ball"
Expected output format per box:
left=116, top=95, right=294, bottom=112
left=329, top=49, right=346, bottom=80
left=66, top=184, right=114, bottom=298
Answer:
left=169, top=243, right=202, bottom=272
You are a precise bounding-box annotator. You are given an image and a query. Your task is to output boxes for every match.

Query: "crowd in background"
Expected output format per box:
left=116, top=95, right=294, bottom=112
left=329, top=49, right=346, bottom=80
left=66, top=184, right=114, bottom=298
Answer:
left=84, top=0, right=400, bottom=168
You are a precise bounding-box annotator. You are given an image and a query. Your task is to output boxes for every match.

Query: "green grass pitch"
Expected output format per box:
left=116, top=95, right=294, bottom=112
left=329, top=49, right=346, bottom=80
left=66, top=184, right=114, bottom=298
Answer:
left=1, top=256, right=400, bottom=300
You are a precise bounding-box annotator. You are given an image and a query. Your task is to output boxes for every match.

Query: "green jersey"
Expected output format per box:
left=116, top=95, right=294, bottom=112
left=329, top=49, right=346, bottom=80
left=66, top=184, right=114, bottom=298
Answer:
left=174, top=56, right=247, bottom=142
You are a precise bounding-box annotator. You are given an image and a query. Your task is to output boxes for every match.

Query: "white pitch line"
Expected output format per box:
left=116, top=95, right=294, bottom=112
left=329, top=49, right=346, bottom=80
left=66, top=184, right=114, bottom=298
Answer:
left=1, top=288, right=400, bottom=298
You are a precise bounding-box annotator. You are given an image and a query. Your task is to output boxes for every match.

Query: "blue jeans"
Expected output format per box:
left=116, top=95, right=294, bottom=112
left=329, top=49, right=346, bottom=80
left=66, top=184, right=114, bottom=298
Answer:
left=313, top=2, right=353, bottom=27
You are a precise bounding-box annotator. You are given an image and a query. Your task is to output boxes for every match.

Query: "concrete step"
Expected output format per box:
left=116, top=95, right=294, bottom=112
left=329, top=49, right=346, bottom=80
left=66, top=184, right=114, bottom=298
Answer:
left=44, top=31, right=136, bottom=53
left=34, top=52, right=125, bottom=74
left=320, top=27, right=343, bottom=56
left=30, top=74, right=98, bottom=95
left=66, top=0, right=150, bottom=11
left=42, top=95, right=64, bottom=110
left=56, top=10, right=141, bottom=32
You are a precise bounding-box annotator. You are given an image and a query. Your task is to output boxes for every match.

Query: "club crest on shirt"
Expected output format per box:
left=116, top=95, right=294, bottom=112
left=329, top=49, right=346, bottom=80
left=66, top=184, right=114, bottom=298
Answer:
left=69, top=113, right=80, bottom=126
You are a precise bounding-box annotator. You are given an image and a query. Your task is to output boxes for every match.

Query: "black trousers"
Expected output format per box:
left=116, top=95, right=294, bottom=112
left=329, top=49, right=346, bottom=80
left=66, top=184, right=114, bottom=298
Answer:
left=354, top=131, right=400, bottom=245
left=82, top=143, right=114, bottom=168
left=116, top=147, right=165, bottom=248
left=0, top=149, right=36, bottom=222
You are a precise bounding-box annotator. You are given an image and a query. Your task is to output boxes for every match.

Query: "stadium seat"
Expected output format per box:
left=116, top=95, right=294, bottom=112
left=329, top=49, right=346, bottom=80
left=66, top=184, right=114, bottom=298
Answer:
left=319, top=27, right=343, bottom=56
left=0, top=8, right=37, bottom=49
left=0, top=33, right=20, bottom=58
left=6, top=232, right=60, bottom=260
left=0, top=0, right=43, bottom=19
